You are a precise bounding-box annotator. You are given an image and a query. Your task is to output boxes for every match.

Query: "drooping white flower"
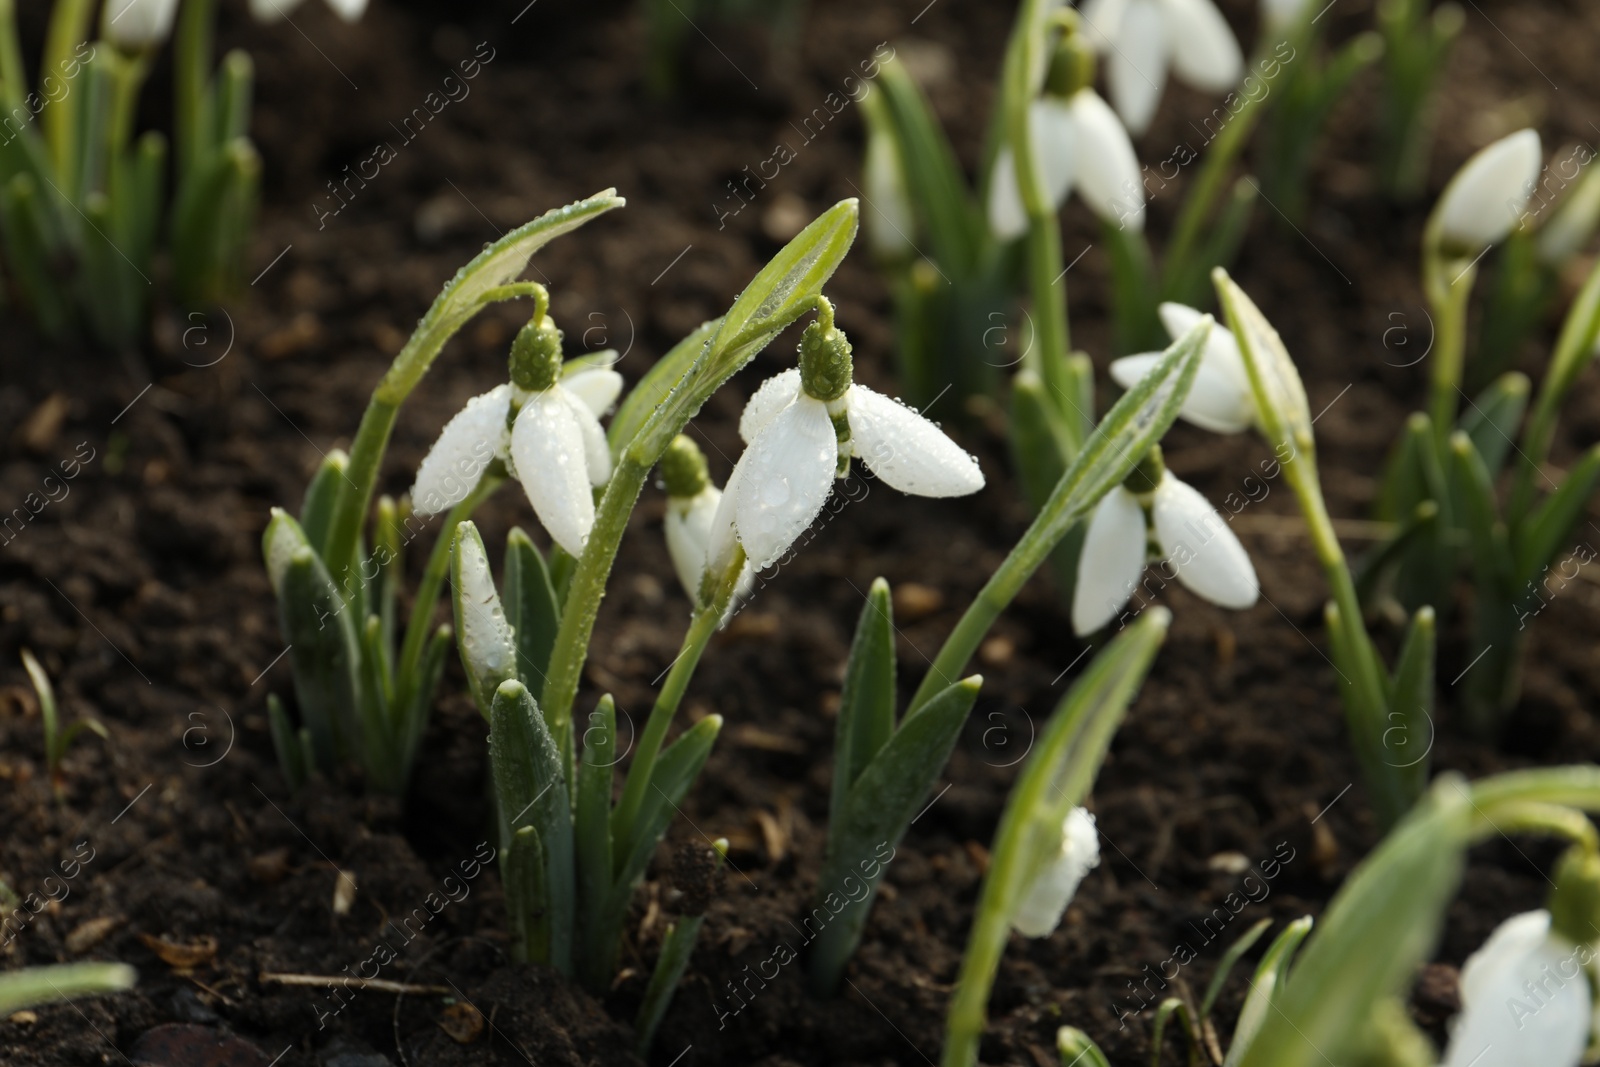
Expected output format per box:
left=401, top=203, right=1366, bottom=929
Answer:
left=1072, top=465, right=1257, bottom=635
left=1077, top=0, right=1243, bottom=135
left=411, top=318, right=622, bottom=558
left=101, top=0, right=180, bottom=49
left=707, top=311, right=984, bottom=572
left=1013, top=807, right=1101, bottom=938
left=1110, top=303, right=1255, bottom=434
left=660, top=436, right=753, bottom=608
left=1441, top=910, right=1590, bottom=1067
left=1434, top=129, right=1543, bottom=251
left=988, top=89, right=1144, bottom=240
left=251, top=0, right=368, bottom=23
left=863, top=122, right=916, bottom=259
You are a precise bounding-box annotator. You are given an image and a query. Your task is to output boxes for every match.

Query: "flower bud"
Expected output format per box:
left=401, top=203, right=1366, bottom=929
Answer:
left=1434, top=129, right=1542, bottom=252
left=103, top=0, right=180, bottom=50
left=660, top=435, right=711, bottom=500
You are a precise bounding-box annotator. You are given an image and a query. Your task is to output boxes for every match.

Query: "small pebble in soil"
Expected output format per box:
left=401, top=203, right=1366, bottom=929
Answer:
left=978, top=635, right=1015, bottom=668
left=892, top=582, right=944, bottom=622
left=1206, top=850, right=1251, bottom=875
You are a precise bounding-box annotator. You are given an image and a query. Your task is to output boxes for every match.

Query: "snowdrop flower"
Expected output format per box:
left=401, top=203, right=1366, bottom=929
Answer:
left=1110, top=303, right=1254, bottom=434
left=863, top=121, right=916, bottom=259
left=1012, top=807, right=1101, bottom=937
left=101, top=0, right=180, bottom=49
left=251, top=0, right=368, bottom=23
left=707, top=301, right=984, bottom=572
left=411, top=315, right=622, bottom=558
left=1434, top=129, right=1543, bottom=252
left=1072, top=446, right=1258, bottom=635
left=1441, top=909, right=1590, bottom=1067
left=988, top=20, right=1143, bottom=240
left=1260, top=0, right=1313, bottom=33
left=1078, top=0, right=1243, bottom=135
left=988, top=91, right=1144, bottom=239
left=660, top=435, right=752, bottom=608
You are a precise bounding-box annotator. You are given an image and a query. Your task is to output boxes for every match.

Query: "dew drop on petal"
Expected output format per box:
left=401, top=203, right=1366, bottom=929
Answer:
left=761, top=476, right=792, bottom=508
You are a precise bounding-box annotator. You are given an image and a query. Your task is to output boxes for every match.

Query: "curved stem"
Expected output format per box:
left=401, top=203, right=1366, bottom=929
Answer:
left=42, top=0, right=93, bottom=178
left=611, top=546, right=746, bottom=856
left=173, top=0, right=214, bottom=177
left=1425, top=250, right=1474, bottom=449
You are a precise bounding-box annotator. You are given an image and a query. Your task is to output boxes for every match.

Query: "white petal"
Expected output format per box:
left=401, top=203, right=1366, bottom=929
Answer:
left=1072, top=487, right=1148, bottom=635
left=1151, top=474, right=1258, bottom=609
left=1162, top=0, right=1243, bottom=91
left=510, top=393, right=596, bottom=558
left=1109, top=345, right=1254, bottom=436
left=103, top=0, right=179, bottom=47
left=562, top=389, right=613, bottom=486
left=734, top=396, right=837, bottom=570
left=706, top=457, right=746, bottom=578
left=1108, top=0, right=1168, bottom=135
left=1013, top=808, right=1101, bottom=938
left=411, top=385, right=510, bottom=516
left=1066, top=89, right=1144, bottom=231
left=1437, top=129, right=1543, bottom=249
left=739, top=368, right=802, bottom=445
left=987, top=149, right=1030, bottom=242
left=250, top=0, right=306, bottom=20
left=1261, top=0, right=1312, bottom=33
left=563, top=366, right=624, bottom=417
left=1158, top=301, right=1207, bottom=341
left=847, top=386, right=984, bottom=497
left=1030, top=98, right=1079, bottom=215
left=665, top=488, right=720, bottom=603
left=1077, top=0, right=1126, bottom=51
left=323, top=0, right=368, bottom=19
left=1444, top=911, right=1590, bottom=1067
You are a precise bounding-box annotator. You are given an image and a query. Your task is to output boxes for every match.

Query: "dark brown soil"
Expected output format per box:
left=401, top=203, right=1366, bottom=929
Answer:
left=2, top=0, right=1599, bottom=1064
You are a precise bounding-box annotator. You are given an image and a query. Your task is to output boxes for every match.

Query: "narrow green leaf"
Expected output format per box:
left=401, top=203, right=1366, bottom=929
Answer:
left=1383, top=606, right=1436, bottom=809
left=575, top=694, right=617, bottom=984
left=504, top=527, right=561, bottom=704
left=21, top=649, right=59, bottom=774
left=0, top=962, right=136, bottom=1016
left=608, top=319, right=719, bottom=453
left=1222, top=917, right=1314, bottom=1067
left=831, top=577, right=896, bottom=821
left=1009, top=368, right=1086, bottom=610
left=1148, top=999, right=1193, bottom=1067
left=1513, top=443, right=1600, bottom=582
left=1236, top=778, right=1472, bottom=1067
left=451, top=521, right=518, bottom=715
left=1447, top=432, right=1513, bottom=598
left=276, top=536, right=362, bottom=771
left=635, top=916, right=707, bottom=1055
left=1459, top=371, right=1530, bottom=477
left=267, top=693, right=307, bottom=792
left=1056, top=1028, right=1113, bottom=1067
left=299, top=451, right=349, bottom=562
left=488, top=680, right=574, bottom=975
left=810, top=675, right=981, bottom=995
left=874, top=56, right=981, bottom=272
left=1200, top=916, right=1274, bottom=1021
left=614, top=715, right=722, bottom=899
left=356, top=614, right=399, bottom=792
left=397, top=623, right=451, bottom=778
left=1033, top=318, right=1209, bottom=551
left=504, top=824, right=547, bottom=964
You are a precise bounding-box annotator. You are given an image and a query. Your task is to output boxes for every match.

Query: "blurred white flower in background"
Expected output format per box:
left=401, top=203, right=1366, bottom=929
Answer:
left=102, top=0, right=180, bottom=49
left=1076, top=0, right=1243, bottom=135
left=1110, top=303, right=1255, bottom=435
left=1434, top=128, right=1543, bottom=251
left=251, top=0, right=369, bottom=23
left=987, top=88, right=1145, bottom=239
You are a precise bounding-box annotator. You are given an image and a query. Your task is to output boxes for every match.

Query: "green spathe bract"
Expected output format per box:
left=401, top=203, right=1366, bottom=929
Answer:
left=0, top=961, right=136, bottom=1015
